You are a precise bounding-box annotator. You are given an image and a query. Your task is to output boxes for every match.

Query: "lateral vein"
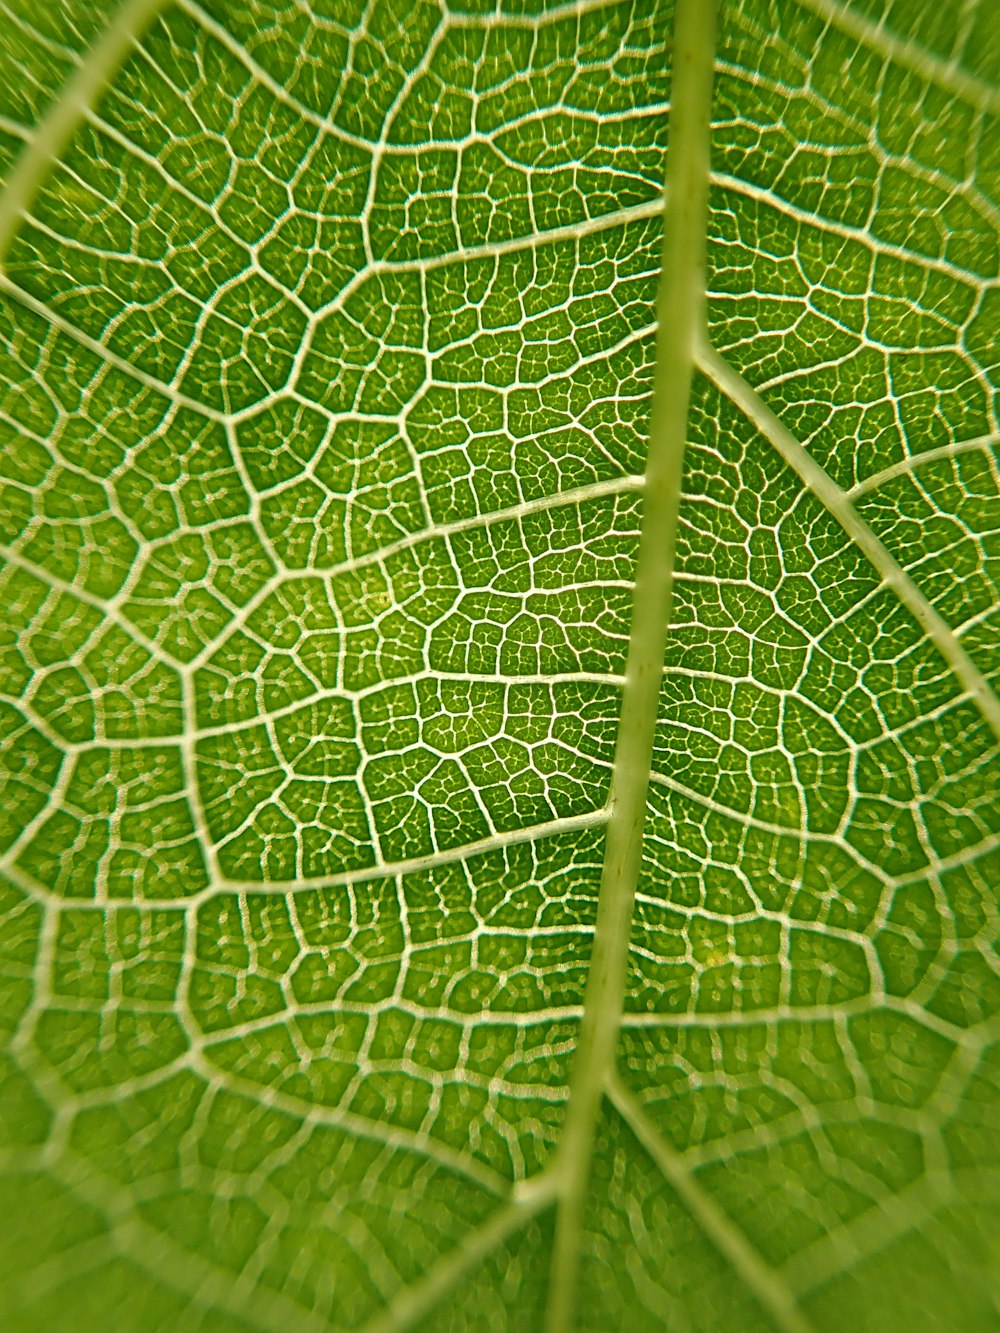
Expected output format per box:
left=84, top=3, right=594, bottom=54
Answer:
left=697, top=342, right=1000, bottom=746
left=847, top=432, right=1000, bottom=498
left=795, top=0, right=1000, bottom=114
left=357, top=1190, right=555, bottom=1333
left=0, top=0, right=171, bottom=272
left=605, top=1072, right=817, bottom=1333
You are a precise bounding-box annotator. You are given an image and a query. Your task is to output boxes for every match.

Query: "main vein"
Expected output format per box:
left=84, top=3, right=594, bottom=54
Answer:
left=542, top=3, right=718, bottom=1329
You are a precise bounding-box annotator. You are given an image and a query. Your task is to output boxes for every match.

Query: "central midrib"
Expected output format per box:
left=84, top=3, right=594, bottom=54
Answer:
left=543, top=2, right=719, bottom=1328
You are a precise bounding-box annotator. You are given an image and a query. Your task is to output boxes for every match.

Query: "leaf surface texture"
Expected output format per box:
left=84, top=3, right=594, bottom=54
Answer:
left=0, top=1, right=998, bottom=1329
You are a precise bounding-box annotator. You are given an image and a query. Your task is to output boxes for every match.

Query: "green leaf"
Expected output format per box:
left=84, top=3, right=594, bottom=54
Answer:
left=1, top=1, right=998, bottom=1330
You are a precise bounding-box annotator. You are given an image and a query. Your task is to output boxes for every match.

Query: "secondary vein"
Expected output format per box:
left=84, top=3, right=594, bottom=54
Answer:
left=697, top=342, right=1000, bottom=747
left=0, top=0, right=171, bottom=273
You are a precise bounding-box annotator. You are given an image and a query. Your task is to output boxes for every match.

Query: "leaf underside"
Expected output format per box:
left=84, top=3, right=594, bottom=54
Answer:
left=0, top=1, right=998, bottom=1330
